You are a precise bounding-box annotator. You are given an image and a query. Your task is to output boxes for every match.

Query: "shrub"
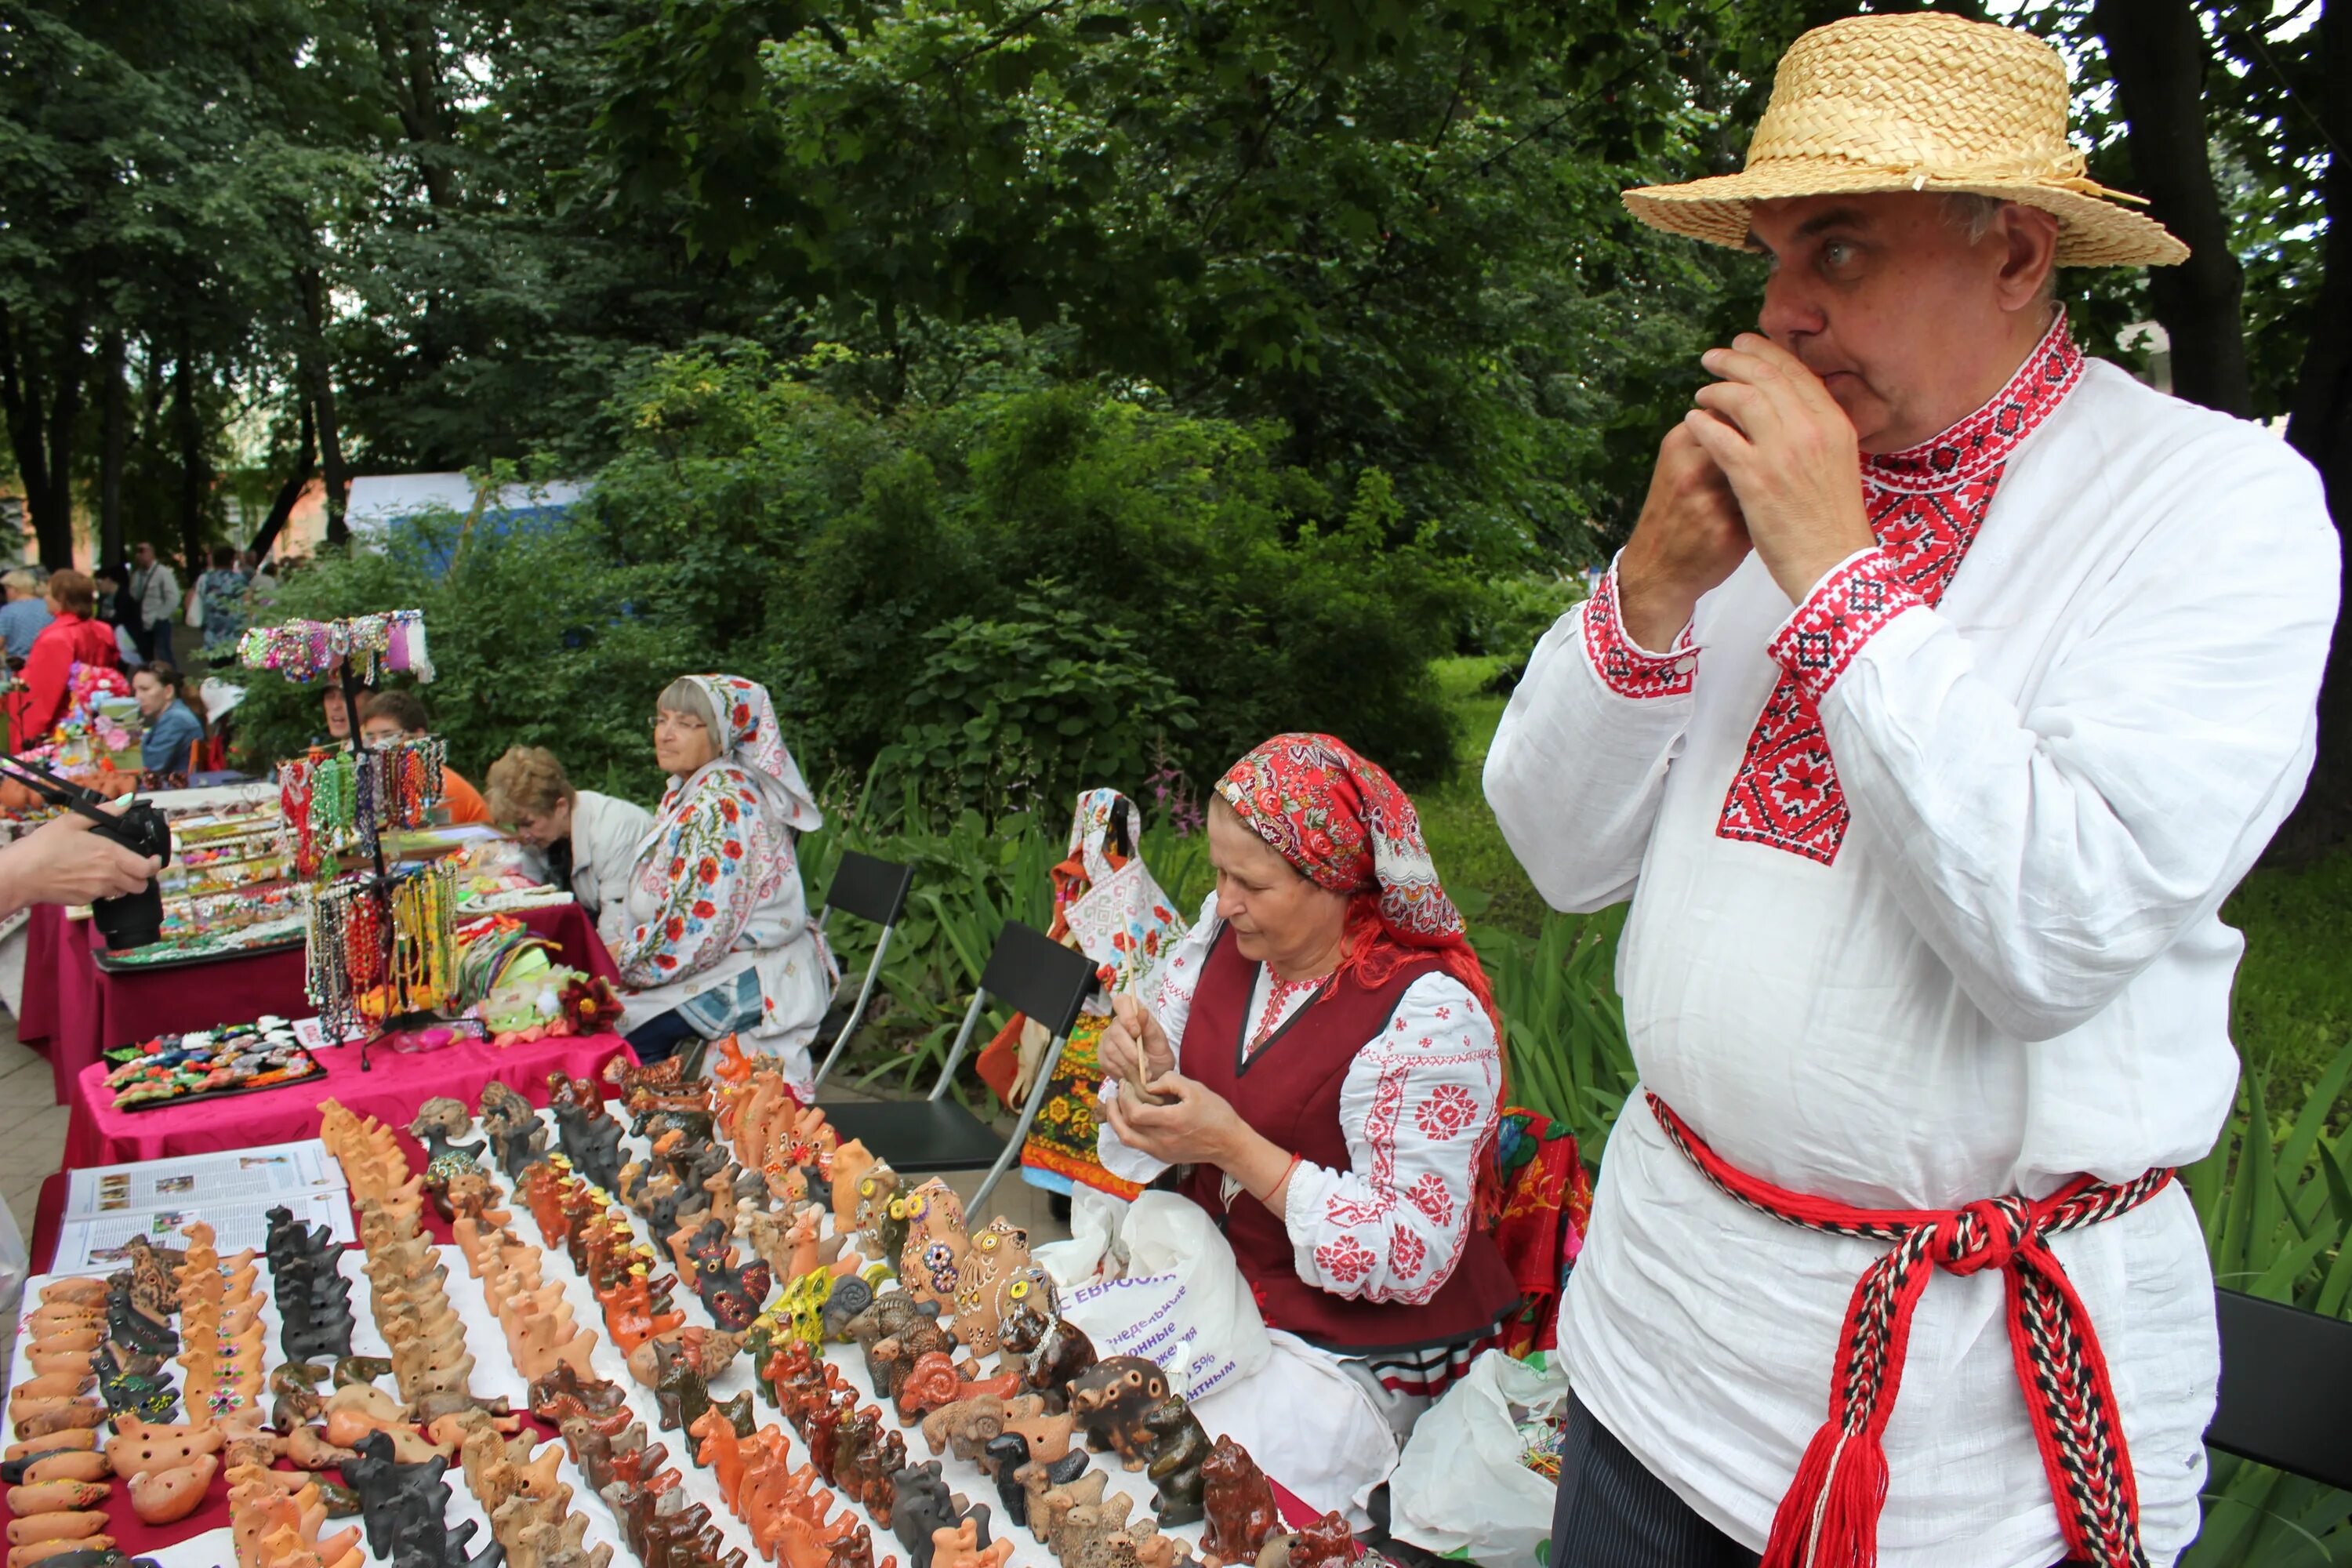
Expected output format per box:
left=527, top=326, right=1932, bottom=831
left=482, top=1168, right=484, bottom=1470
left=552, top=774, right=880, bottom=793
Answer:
left=882, top=583, right=1196, bottom=819
left=584, top=351, right=1472, bottom=805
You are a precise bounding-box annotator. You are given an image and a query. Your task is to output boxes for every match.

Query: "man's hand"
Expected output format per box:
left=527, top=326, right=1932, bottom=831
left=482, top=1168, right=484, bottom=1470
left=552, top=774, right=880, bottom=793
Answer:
left=1617, top=423, right=1752, bottom=651
left=1686, top=334, right=1876, bottom=605
left=0, top=808, right=160, bottom=919
left=1098, top=993, right=1174, bottom=1100
left=1103, top=1073, right=1247, bottom=1169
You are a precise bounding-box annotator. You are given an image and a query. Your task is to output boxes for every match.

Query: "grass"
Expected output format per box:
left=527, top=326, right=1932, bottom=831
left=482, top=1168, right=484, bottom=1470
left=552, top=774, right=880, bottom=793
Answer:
left=1419, top=655, right=1548, bottom=938
left=2223, top=849, right=2352, bottom=1120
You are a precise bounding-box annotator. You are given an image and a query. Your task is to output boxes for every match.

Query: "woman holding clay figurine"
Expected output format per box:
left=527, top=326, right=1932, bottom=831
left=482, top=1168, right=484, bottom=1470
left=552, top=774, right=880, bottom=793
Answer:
left=1096, top=732, right=1518, bottom=1508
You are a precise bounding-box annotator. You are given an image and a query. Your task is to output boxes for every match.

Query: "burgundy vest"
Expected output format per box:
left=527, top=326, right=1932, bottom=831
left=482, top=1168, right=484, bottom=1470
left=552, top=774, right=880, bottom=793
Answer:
left=1174, top=927, right=1520, bottom=1355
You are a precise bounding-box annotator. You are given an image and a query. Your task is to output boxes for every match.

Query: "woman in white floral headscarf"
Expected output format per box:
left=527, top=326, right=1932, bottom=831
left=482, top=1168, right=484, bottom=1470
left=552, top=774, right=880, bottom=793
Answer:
left=614, top=674, right=837, bottom=1087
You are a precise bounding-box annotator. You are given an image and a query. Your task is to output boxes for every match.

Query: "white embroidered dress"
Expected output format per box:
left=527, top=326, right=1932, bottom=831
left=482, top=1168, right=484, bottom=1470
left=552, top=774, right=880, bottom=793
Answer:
left=1484, top=317, right=2339, bottom=1567
left=615, top=677, right=837, bottom=1092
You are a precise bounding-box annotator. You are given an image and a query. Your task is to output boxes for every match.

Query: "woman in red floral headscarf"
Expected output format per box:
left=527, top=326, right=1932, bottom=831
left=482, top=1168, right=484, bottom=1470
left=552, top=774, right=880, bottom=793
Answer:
left=1098, top=735, right=1519, bottom=1478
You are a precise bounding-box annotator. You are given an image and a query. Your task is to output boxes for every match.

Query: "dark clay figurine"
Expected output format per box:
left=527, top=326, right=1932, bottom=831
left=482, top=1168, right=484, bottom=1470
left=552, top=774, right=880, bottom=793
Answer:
left=998, top=1296, right=1098, bottom=1415
left=1067, top=1356, right=1171, bottom=1470
left=528, top=1360, right=627, bottom=1421
left=1142, top=1389, right=1211, bottom=1527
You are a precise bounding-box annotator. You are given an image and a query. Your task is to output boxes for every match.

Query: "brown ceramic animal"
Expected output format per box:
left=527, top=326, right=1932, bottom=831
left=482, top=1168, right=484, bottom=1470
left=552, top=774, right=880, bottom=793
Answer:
left=1066, top=1357, right=1171, bottom=1471
left=1200, top=1436, right=1280, bottom=1566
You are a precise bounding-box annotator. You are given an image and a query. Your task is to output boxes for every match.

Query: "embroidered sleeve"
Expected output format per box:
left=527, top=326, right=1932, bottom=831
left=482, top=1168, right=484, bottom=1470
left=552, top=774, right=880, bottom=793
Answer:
left=1280, top=974, right=1501, bottom=1306
left=614, top=766, right=764, bottom=989
left=1581, top=560, right=1699, bottom=699
left=1094, top=891, right=1221, bottom=1182
left=1132, top=890, right=1220, bottom=1052
left=1767, top=546, right=1926, bottom=704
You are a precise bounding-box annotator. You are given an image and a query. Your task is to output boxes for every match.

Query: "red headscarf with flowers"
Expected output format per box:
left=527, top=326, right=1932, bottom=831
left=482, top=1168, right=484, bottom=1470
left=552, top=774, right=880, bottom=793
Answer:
left=1213, top=732, right=1501, bottom=1037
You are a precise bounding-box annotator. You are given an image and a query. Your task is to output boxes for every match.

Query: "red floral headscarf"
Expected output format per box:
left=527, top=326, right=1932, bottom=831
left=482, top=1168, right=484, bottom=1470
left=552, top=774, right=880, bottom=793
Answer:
left=1214, top=734, right=1496, bottom=1023
left=1217, top=733, right=1509, bottom=1216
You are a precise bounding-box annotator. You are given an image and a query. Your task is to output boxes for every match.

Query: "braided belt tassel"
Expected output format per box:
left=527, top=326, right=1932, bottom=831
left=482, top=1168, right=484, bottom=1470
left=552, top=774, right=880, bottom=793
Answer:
left=1646, top=1093, right=2169, bottom=1568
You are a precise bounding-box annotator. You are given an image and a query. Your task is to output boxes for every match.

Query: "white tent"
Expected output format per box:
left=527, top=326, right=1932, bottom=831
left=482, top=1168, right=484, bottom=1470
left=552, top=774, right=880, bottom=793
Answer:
left=344, top=473, right=589, bottom=538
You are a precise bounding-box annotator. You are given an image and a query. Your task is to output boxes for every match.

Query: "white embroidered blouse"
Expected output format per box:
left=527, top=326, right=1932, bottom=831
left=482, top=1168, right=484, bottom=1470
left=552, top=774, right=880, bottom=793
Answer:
left=1484, top=317, right=2339, bottom=1567
left=1096, top=891, right=1502, bottom=1306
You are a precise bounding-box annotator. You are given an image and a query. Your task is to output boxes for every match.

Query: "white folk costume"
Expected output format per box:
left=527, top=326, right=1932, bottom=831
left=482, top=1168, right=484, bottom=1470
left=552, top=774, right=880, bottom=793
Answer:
left=614, top=675, right=837, bottom=1091
left=1489, top=306, right=2337, bottom=1565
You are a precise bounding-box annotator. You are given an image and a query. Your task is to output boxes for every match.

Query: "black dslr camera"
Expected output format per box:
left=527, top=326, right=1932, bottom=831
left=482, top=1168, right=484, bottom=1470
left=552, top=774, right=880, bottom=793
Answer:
left=1, top=756, right=174, bottom=949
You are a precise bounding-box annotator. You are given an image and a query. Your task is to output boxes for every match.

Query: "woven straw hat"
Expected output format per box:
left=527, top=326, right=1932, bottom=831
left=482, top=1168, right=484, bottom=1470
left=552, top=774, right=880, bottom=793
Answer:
left=1622, top=13, right=2187, bottom=267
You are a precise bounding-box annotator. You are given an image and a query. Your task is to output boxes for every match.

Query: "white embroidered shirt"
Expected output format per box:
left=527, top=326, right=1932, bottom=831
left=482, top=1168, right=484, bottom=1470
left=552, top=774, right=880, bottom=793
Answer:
left=1483, top=319, right=2339, bottom=1567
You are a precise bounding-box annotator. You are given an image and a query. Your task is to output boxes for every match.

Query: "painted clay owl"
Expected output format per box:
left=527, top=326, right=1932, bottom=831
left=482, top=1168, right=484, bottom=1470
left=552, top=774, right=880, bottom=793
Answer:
left=892, top=1178, right=970, bottom=1316
left=953, top=1218, right=1054, bottom=1358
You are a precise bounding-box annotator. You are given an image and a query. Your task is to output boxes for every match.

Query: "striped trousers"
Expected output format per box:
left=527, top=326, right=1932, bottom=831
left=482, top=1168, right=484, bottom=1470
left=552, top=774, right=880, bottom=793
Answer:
left=1549, top=1394, right=1759, bottom=1568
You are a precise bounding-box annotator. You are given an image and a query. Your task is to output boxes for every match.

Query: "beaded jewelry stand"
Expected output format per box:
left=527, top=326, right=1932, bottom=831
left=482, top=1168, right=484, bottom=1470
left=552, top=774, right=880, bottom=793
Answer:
left=241, top=610, right=441, bottom=1071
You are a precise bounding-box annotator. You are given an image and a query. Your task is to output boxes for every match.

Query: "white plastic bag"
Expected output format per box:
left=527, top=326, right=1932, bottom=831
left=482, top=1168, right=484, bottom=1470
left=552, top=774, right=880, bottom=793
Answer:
left=1390, top=1347, right=1571, bottom=1565
left=1036, top=1189, right=1272, bottom=1402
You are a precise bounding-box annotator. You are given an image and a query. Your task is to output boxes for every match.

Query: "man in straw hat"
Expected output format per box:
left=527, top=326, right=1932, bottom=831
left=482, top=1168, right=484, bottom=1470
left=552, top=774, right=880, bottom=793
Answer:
left=1487, top=13, right=2338, bottom=1568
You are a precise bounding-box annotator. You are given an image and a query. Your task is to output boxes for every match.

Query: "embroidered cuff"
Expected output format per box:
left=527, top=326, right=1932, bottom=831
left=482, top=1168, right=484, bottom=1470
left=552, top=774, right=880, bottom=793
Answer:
left=1582, top=564, right=1697, bottom=699
left=1769, top=547, right=1926, bottom=702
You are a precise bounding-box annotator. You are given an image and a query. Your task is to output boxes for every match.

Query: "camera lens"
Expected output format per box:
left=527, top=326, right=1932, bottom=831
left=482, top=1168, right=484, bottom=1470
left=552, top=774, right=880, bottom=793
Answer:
left=93, top=881, right=165, bottom=951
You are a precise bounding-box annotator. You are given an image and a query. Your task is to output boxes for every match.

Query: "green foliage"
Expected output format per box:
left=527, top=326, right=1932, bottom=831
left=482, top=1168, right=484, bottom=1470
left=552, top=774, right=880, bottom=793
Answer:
left=1476, top=906, right=1635, bottom=1156
left=1465, top=571, right=1591, bottom=659
left=586, top=353, right=1472, bottom=796
left=228, top=512, right=700, bottom=797
left=884, top=584, right=1196, bottom=820
left=2180, top=1045, right=2352, bottom=1567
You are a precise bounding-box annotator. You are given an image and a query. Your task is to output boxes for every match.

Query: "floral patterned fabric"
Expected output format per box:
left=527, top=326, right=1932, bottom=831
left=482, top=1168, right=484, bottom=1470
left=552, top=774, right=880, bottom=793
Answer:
left=615, top=674, right=834, bottom=1080
left=1007, top=787, right=1189, bottom=1199
left=1216, top=733, right=1467, bottom=944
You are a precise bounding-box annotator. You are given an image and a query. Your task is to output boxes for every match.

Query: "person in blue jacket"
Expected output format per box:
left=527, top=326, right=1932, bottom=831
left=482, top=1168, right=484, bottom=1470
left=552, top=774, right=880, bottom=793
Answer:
left=132, top=662, right=206, bottom=775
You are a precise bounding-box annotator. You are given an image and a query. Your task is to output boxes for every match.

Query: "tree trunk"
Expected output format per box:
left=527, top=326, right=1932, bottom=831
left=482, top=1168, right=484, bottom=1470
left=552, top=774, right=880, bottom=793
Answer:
left=2270, top=0, right=2350, bottom=861
left=172, top=322, right=208, bottom=584
left=249, top=399, right=317, bottom=561
left=2092, top=0, right=2253, bottom=416
left=0, top=305, right=89, bottom=568
left=297, top=268, right=350, bottom=546
left=99, top=328, right=127, bottom=569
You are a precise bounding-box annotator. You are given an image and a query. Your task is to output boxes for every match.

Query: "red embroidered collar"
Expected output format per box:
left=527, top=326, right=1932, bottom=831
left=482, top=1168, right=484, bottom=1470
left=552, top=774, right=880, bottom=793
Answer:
left=1862, top=310, right=2085, bottom=495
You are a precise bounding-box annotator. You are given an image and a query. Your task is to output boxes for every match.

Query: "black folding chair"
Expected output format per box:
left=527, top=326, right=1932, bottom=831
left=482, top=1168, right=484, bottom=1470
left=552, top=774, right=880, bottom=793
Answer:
left=818, top=918, right=1096, bottom=1214
left=807, top=851, right=917, bottom=1094
left=2206, top=1287, right=2352, bottom=1490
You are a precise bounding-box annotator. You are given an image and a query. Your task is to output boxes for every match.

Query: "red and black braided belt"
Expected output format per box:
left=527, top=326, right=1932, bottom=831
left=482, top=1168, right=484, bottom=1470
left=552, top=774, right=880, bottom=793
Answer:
left=1647, top=1091, right=2172, bottom=1568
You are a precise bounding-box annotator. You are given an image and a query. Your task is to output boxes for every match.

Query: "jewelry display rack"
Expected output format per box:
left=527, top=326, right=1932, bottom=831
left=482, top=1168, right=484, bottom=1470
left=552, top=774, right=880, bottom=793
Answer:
left=240, top=610, right=452, bottom=1070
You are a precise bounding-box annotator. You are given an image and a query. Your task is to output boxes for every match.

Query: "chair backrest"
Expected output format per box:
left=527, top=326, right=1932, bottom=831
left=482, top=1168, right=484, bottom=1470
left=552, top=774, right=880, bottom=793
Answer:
left=978, top=920, right=1097, bottom=1040
left=822, top=851, right=913, bottom=929
left=2206, top=1288, right=2352, bottom=1490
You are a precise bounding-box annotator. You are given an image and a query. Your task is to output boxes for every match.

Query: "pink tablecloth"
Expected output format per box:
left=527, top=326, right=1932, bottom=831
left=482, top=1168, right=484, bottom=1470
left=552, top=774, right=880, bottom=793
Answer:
left=20, top=898, right=618, bottom=1103
left=64, top=1027, right=636, bottom=1167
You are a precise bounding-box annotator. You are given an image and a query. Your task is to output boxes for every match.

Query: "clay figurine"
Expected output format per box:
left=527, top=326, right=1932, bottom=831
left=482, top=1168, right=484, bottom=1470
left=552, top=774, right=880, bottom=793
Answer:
left=930, top=1517, right=1014, bottom=1568
left=950, top=1219, right=1049, bottom=1359
left=1199, top=1436, right=1279, bottom=1566
left=1067, top=1357, right=1172, bottom=1471
left=852, top=1163, right=906, bottom=1261
left=1282, top=1512, right=1356, bottom=1568
left=996, top=1296, right=1098, bottom=1414
left=1141, top=1389, right=1211, bottom=1526
left=894, top=1353, right=1023, bottom=1422
left=528, top=1362, right=627, bottom=1423
left=893, top=1181, right=970, bottom=1315
left=477, top=1080, right=550, bottom=1179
